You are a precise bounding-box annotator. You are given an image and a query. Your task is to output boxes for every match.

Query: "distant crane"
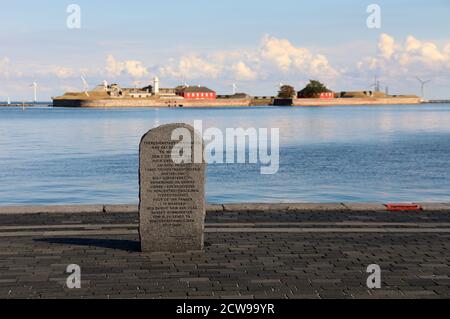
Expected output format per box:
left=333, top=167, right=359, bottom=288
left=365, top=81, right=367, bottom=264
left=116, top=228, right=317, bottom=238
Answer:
left=30, top=82, right=37, bottom=103
left=370, top=76, right=381, bottom=92
left=416, top=77, right=431, bottom=101
left=81, top=76, right=90, bottom=97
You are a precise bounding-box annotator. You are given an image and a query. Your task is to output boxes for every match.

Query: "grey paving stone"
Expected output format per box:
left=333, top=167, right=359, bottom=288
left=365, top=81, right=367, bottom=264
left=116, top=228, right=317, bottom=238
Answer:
left=0, top=209, right=449, bottom=299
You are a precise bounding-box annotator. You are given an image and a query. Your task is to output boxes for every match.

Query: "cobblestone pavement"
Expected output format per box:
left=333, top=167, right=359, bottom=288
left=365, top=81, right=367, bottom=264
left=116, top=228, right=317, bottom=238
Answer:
left=0, top=210, right=449, bottom=299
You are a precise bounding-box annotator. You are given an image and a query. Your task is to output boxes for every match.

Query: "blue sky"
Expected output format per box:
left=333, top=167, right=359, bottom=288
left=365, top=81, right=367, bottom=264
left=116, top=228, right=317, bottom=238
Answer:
left=0, top=0, right=449, bottom=100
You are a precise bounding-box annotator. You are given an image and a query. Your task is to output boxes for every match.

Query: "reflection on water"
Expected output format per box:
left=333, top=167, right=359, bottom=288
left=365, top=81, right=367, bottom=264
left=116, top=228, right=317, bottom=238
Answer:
left=0, top=104, right=450, bottom=205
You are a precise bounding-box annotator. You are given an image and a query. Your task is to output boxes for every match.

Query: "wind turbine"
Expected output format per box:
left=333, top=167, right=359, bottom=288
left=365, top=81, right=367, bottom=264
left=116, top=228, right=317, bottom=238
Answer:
left=30, top=82, right=37, bottom=103
left=81, top=76, right=90, bottom=97
left=232, top=83, right=238, bottom=95
left=416, top=77, right=431, bottom=101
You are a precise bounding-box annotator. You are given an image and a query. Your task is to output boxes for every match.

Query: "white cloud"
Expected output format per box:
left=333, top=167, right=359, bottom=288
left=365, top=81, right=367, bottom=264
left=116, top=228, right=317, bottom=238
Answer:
left=105, top=54, right=148, bottom=78
left=358, top=33, right=450, bottom=75
left=232, top=61, right=257, bottom=80
left=309, top=54, right=339, bottom=77
left=260, top=35, right=303, bottom=71
left=378, top=33, right=396, bottom=60
left=0, top=57, right=10, bottom=77
left=159, top=55, right=222, bottom=80
left=0, top=57, right=75, bottom=79
left=445, top=44, right=450, bottom=55
left=401, top=36, right=448, bottom=67
left=157, top=35, right=338, bottom=82
left=7, top=33, right=449, bottom=99
left=405, top=36, right=422, bottom=53
left=52, top=67, right=74, bottom=78
left=38, top=66, right=75, bottom=79
left=259, top=35, right=338, bottom=77
left=105, top=55, right=121, bottom=76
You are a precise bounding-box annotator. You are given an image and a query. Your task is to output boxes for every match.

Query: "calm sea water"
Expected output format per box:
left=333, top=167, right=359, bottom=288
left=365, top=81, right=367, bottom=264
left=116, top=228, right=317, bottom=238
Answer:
left=1, top=104, right=450, bottom=205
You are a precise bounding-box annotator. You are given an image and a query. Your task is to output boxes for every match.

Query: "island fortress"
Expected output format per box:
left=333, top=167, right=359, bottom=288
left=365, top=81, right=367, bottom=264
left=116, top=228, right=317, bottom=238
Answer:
left=52, top=77, right=251, bottom=108
left=52, top=77, right=421, bottom=108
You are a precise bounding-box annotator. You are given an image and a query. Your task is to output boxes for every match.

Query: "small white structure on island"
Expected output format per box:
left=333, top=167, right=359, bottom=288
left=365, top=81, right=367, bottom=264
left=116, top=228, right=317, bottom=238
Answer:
left=31, top=82, right=37, bottom=103
left=152, top=76, right=160, bottom=95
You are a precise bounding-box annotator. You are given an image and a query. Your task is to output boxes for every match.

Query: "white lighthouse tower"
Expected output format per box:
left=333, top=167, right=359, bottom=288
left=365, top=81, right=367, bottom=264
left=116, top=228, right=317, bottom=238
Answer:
left=152, top=76, right=160, bottom=95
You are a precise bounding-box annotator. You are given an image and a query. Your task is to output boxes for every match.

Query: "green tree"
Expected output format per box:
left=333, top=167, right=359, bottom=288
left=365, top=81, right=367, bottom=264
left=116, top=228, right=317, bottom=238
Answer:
left=278, top=85, right=296, bottom=99
left=297, top=80, right=331, bottom=98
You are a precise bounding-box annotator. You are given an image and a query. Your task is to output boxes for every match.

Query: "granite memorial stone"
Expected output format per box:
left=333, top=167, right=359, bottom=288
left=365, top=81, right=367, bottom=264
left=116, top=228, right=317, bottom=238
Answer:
left=139, top=123, right=206, bottom=253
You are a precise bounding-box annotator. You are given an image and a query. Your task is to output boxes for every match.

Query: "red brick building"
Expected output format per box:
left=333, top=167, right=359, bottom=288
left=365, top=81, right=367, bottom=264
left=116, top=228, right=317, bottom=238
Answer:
left=319, top=92, right=335, bottom=99
left=176, top=86, right=216, bottom=100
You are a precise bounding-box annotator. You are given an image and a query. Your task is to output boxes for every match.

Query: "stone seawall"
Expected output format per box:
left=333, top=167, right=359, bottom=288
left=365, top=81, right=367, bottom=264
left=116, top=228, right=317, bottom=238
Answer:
left=53, top=98, right=252, bottom=108
left=1, top=203, right=449, bottom=214
left=291, top=97, right=421, bottom=106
